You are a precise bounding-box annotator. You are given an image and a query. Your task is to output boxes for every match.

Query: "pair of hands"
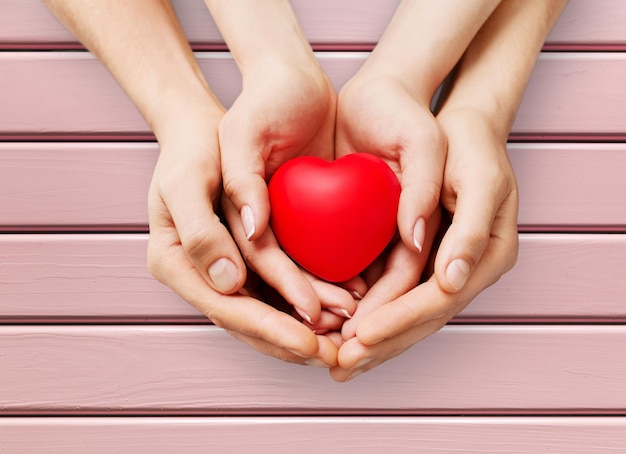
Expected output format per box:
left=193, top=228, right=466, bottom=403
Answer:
left=42, top=0, right=565, bottom=383
left=147, top=57, right=519, bottom=381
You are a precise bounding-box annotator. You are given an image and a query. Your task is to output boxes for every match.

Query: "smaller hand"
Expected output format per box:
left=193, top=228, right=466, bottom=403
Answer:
left=218, top=61, right=356, bottom=324
left=330, top=108, right=519, bottom=382
left=334, top=73, right=447, bottom=344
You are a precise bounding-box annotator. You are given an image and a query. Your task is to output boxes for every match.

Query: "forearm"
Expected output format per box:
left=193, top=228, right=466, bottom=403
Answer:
left=438, top=0, right=569, bottom=140
left=204, top=0, right=317, bottom=74
left=43, top=0, right=223, bottom=140
left=358, top=0, right=502, bottom=103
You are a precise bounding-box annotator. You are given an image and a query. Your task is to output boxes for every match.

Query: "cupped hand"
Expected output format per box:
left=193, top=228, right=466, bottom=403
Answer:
left=218, top=61, right=359, bottom=324
left=330, top=107, right=519, bottom=382
left=334, top=74, right=447, bottom=343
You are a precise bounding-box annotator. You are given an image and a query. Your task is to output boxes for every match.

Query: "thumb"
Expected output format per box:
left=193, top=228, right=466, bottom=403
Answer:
left=156, top=167, right=247, bottom=295
left=434, top=181, right=507, bottom=293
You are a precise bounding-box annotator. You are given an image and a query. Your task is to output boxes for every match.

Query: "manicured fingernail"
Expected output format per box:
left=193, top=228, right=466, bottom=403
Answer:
left=412, top=217, right=425, bottom=253
left=296, top=308, right=313, bottom=324
left=341, top=309, right=352, bottom=319
left=446, top=258, right=471, bottom=291
left=241, top=205, right=255, bottom=240
left=350, top=290, right=363, bottom=300
left=208, top=257, right=239, bottom=293
left=305, top=358, right=329, bottom=368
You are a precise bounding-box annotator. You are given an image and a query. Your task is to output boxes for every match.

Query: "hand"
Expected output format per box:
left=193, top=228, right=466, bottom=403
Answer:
left=219, top=60, right=360, bottom=324
left=334, top=73, right=446, bottom=343
left=146, top=104, right=339, bottom=367
left=330, top=108, right=519, bottom=382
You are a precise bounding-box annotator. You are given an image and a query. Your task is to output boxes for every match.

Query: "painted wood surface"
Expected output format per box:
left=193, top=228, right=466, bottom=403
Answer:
left=2, top=142, right=624, bottom=229
left=1, top=417, right=626, bottom=453
left=2, top=52, right=626, bottom=138
left=0, top=142, right=153, bottom=229
left=1, top=0, right=625, bottom=49
left=2, top=325, right=626, bottom=414
left=1, top=233, right=625, bottom=322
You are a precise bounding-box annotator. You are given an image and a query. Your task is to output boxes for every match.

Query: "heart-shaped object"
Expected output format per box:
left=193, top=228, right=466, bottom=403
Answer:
left=268, top=153, right=401, bottom=282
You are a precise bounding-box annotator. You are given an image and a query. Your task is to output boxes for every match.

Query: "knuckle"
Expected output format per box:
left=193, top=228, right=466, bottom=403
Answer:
left=179, top=223, right=218, bottom=264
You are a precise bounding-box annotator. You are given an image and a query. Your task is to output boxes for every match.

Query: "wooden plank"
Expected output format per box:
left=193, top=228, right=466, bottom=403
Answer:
left=1, top=233, right=625, bottom=322
left=511, top=143, right=626, bottom=229
left=0, top=142, right=154, bottom=230
left=2, top=0, right=625, bottom=49
left=1, top=52, right=626, bottom=138
left=2, top=325, right=626, bottom=414
left=1, top=142, right=624, bottom=230
left=0, top=234, right=196, bottom=321
left=512, top=53, right=626, bottom=137
left=1, top=417, right=626, bottom=453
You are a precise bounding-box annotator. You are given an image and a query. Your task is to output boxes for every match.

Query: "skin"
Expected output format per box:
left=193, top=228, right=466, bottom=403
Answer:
left=43, top=0, right=356, bottom=368
left=43, top=0, right=568, bottom=379
left=331, top=0, right=569, bottom=382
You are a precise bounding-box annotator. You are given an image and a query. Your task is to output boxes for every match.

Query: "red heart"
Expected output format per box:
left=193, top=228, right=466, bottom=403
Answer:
left=268, top=153, right=401, bottom=282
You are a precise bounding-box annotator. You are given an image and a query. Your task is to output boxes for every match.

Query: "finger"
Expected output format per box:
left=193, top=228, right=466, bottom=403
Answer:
left=340, top=275, right=368, bottom=301
left=222, top=194, right=322, bottom=324
left=303, top=310, right=347, bottom=334
left=340, top=241, right=422, bottom=341
left=152, top=164, right=246, bottom=295
left=396, top=126, right=446, bottom=254
left=303, top=270, right=358, bottom=319
left=341, top=208, right=441, bottom=341
left=148, top=224, right=319, bottom=358
left=227, top=330, right=338, bottom=368
left=435, top=175, right=518, bottom=293
left=357, top=219, right=519, bottom=346
left=219, top=111, right=271, bottom=242
left=332, top=316, right=450, bottom=382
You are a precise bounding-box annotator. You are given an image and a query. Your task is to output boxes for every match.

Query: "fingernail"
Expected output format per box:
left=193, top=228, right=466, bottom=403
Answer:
left=341, top=309, right=352, bottom=319
left=241, top=205, right=255, bottom=240
left=296, top=308, right=313, bottom=324
left=208, top=257, right=240, bottom=293
left=305, top=358, right=329, bottom=368
left=412, top=217, right=425, bottom=253
left=446, top=258, right=471, bottom=291
left=350, top=290, right=363, bottom=300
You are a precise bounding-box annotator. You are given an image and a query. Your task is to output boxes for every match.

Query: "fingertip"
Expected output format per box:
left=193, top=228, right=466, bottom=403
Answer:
left=207, top=257, right=245, bottom=294
left=443, top=258, right=471, bottom=292
left=411, top=217, right=426, bottom=253
left=224, top=172, right=271, bottom=241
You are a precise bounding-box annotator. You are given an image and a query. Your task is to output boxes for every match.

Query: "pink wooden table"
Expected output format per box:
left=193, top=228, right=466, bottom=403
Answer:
left=1, top=1, right=626, bottom=452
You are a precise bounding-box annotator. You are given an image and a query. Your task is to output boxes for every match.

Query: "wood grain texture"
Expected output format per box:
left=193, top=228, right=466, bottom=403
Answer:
left=1, top=417, right=626, bottom=453
left=1, top=233, right=625, bottom=322
left=2, top=52, right=626, bottom=138
left=2, top=325, right=626, bottom=414
left=1, top=142, right=624, bottom=229
left=511, top=143, right=626, bottom=229
left=1, top=0, right=624, bottom=49
left=513, top=53, right=626, bottom=137
left=0, top=142, right=154, bottom=229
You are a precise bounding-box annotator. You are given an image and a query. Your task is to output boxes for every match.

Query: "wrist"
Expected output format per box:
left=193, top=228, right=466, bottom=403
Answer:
left=151, top=88, right=225, bottom=148
left=206, top=0, right=316, bottom=76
